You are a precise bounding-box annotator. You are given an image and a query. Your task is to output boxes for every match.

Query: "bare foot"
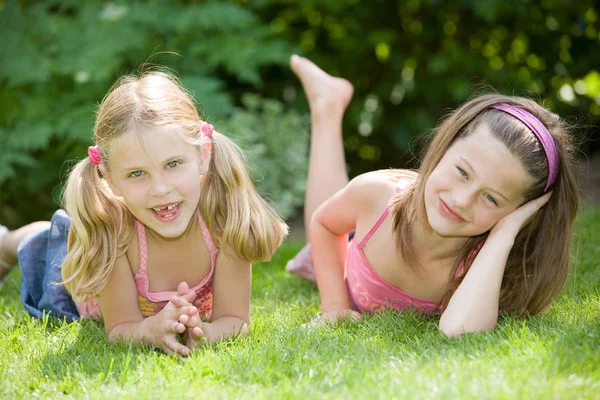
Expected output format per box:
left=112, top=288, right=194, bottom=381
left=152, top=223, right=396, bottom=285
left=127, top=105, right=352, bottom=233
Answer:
left=290, top=55, right=354, bottom=116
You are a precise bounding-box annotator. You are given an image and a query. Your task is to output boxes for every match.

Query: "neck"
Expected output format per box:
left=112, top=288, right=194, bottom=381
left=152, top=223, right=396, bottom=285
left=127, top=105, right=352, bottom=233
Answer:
left=410, top=217, right=469, bottom=263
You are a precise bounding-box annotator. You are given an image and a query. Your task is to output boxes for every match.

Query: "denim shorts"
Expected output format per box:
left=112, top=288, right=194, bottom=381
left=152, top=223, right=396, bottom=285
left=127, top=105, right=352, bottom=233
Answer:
left=17, top=210, right=80, bottom=321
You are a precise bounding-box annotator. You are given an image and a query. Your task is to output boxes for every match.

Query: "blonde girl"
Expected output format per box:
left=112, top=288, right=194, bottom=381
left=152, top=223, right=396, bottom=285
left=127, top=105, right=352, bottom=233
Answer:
left=0, top=71, right=287, bottom=356
left=285, top=55, right=579, bottom=336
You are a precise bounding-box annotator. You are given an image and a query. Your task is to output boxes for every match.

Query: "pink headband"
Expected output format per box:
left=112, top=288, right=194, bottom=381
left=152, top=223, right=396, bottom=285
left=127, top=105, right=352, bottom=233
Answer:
left=87, top=120, right=213, bottom=165
left=490, top=103, right=558, bottom=191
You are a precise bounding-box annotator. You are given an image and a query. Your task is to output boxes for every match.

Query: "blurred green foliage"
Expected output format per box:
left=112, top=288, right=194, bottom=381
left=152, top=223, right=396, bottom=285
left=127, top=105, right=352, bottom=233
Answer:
left=0, top=0, right=301, bottom=225
left=254, top=0, right=600, bottom=172
left=219, top=94, right=309, bottom=219
left=1, top=0, right=599, bottom=225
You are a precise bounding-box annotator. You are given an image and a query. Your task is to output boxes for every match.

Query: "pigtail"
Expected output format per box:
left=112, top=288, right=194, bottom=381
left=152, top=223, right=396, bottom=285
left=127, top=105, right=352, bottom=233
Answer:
left=61, top=158, right=134, bottom=302
left=199, top=131, right=288, bottom=262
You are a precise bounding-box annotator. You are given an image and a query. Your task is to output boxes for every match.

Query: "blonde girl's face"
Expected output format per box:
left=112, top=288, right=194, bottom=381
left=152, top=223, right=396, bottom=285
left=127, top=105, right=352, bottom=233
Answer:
left=102, top=125, right=210, bottom=239
left=424, top=122, right=536, bottom=238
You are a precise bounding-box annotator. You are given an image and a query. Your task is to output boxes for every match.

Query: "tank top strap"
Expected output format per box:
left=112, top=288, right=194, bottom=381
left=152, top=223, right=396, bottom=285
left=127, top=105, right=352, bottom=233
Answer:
left=198, top=214, right=219, bottom=265
left=356, top=206, right=390, bottom=249
left=136, top=220, right=149, bottom=273
left=356, top=178, right=408, bottom=250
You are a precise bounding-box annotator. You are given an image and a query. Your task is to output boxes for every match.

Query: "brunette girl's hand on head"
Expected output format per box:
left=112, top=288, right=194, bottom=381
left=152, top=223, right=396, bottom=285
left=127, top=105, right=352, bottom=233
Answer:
left=491, top=191, right=553, bottom=238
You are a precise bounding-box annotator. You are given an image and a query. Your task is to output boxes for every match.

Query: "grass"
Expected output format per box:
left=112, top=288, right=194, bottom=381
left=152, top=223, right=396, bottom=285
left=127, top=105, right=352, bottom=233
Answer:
left=1, top=209, right=599, bottom=399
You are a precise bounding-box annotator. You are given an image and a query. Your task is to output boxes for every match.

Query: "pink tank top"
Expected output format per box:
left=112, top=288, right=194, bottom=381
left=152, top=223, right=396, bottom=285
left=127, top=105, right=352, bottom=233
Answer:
left=345, top=180, right=465, bottom=315
left=77, top=215, right=218, bottom=320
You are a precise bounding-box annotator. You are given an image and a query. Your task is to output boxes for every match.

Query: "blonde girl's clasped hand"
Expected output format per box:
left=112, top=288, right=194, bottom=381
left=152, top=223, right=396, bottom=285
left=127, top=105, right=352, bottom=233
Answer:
left=1, top=71, right=287, bottom=356
left=286, top=55, right=579, bottom=336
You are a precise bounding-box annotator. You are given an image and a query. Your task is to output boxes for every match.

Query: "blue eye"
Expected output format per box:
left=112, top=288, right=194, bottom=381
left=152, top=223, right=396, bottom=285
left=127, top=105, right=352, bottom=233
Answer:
left=129, top=170, right=144, bottom=178
left=485, top=194, right=498, bottom=206
left=166, top=160, right=180, bottom=169
left=457, top=167, right=468, bottom=178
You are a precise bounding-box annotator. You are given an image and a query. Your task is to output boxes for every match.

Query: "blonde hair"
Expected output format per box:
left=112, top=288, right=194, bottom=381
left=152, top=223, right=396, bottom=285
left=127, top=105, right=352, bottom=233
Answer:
left=62, top=71, right=288, bottom=302
left=391, top=94, right=580, bottom=316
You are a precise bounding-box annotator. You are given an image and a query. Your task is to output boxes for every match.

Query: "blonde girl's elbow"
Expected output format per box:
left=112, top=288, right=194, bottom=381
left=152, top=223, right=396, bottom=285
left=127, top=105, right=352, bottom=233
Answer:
left=106, top=327, right=121, bottom=343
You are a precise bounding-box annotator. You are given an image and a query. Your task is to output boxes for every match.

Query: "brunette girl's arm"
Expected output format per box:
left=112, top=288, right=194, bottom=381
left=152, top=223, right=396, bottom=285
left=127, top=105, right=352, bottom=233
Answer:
left=438, top=230, right=513, bottom=336
left=311, top=172, right=391, bottom=317
left=439, top=192, right=553, bottom=337
left=98, top=255, right=191, bottom=356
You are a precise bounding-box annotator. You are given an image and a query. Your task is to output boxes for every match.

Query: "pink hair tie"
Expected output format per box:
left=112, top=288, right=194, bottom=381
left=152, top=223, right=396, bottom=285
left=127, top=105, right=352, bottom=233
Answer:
left=88, top=146, right=101, bottom=166
left=490, top=103, right=558, bottom=192
left=200, top=121, right=214, bottom=139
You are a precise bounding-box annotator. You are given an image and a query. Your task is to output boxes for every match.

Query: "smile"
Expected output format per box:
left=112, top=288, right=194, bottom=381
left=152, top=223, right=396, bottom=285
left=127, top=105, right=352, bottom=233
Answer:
left=149, top=202, right=182, bottom=222
left=439, top=199, right=465, bottom=223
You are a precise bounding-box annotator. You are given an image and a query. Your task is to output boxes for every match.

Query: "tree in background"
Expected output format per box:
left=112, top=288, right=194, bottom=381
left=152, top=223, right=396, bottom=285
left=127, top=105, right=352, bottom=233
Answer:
left=1, top=0, right=599, bottom=225
left=253, top=0, right=600, bottom=172
left=0, top=0, right=307, bottom=225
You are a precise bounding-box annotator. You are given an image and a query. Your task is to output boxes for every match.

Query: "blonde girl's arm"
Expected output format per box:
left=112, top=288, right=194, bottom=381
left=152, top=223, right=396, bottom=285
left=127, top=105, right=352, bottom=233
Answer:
left=191, top=248, right=252, bottom=343
left=439, top=192, right=553, bottom=337
left=310, top=172, right=387, bottom=318
left=97, top=255, right=192, bottom=357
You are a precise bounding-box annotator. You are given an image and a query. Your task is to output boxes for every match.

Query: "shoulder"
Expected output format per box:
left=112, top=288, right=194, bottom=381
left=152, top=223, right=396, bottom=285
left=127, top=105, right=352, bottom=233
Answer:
left=345, top=169, right=417, bottom=207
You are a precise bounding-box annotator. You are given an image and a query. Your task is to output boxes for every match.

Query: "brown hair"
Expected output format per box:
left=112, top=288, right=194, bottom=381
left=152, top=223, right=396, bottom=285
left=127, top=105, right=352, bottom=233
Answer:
left=62, top=71, right=288, bottom=302
left=391, top=94, right=580, bottom=316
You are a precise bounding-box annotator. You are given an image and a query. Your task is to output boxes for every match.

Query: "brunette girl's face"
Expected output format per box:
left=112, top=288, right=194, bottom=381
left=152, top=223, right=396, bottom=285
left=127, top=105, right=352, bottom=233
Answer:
left=101, top=125, right=210, bottom=240
left=424, top=123, right=536, bottom=238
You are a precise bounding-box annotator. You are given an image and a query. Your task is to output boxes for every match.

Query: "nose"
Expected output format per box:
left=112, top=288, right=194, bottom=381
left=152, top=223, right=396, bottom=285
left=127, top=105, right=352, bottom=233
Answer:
left=149, top=172, right=173, bottom=197
left=452, top=185, right=476, bottom=210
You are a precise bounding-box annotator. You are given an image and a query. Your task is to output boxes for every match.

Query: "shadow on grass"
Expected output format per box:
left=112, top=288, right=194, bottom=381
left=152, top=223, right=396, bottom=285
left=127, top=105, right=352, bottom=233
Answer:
left=37, top=319, right=132, bottom=378
left=34, top=317, right=176, bottom=388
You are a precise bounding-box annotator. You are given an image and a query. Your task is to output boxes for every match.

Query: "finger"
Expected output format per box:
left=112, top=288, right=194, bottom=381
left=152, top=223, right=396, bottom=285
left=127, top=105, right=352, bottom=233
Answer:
left=179, top=314, right=190, bottom=325
left=183, top=290, right=197, bottom=303
left=537, top=190, right=553, bottom=207
left=174, top=321, right=186, bottom=334
left=165, top=337, right=190, bottom=357
left=184, top=331, right=196, bottom=349
left=191, top=326, right=204, bottom=337
left=349, top=311, right=363, bottom=320
left=186, top=306, right=198, bottom=316
left=527, top=190, right=553, bottom=210
left=161, top=345, right=175, bottom=357
left=177, top=282, right=197, bottom=303
left=170, top=295, right=191, bottom=308
left=177, top=282, right=190, bottom=296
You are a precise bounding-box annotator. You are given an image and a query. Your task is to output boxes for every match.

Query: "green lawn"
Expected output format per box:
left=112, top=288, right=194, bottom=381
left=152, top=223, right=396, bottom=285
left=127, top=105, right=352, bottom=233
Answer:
left=1, top=209, right=599, bottom=399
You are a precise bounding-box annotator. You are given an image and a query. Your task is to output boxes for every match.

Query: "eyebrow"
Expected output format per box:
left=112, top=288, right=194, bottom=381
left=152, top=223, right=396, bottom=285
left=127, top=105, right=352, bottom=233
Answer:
left=118, top=154, right=185, bottom=174
left=459, top=156, right=510, bottom=202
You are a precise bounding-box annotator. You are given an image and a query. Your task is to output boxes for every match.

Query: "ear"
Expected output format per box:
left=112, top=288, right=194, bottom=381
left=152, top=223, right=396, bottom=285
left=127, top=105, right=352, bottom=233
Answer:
left=99, top=165, right=122, bottom=197
left=198, top=141, right=212, bottom=175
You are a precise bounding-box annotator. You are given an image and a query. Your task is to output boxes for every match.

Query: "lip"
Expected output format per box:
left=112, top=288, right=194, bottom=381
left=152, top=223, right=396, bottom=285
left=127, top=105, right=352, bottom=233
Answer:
left=149, top=202, right=182, bottom=223
left=439, top=199, right=465, bottom=222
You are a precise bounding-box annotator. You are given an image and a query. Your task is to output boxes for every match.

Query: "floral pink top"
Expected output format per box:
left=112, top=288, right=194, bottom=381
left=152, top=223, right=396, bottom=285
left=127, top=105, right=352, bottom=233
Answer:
left=76, top=215, right=217, bottom=320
